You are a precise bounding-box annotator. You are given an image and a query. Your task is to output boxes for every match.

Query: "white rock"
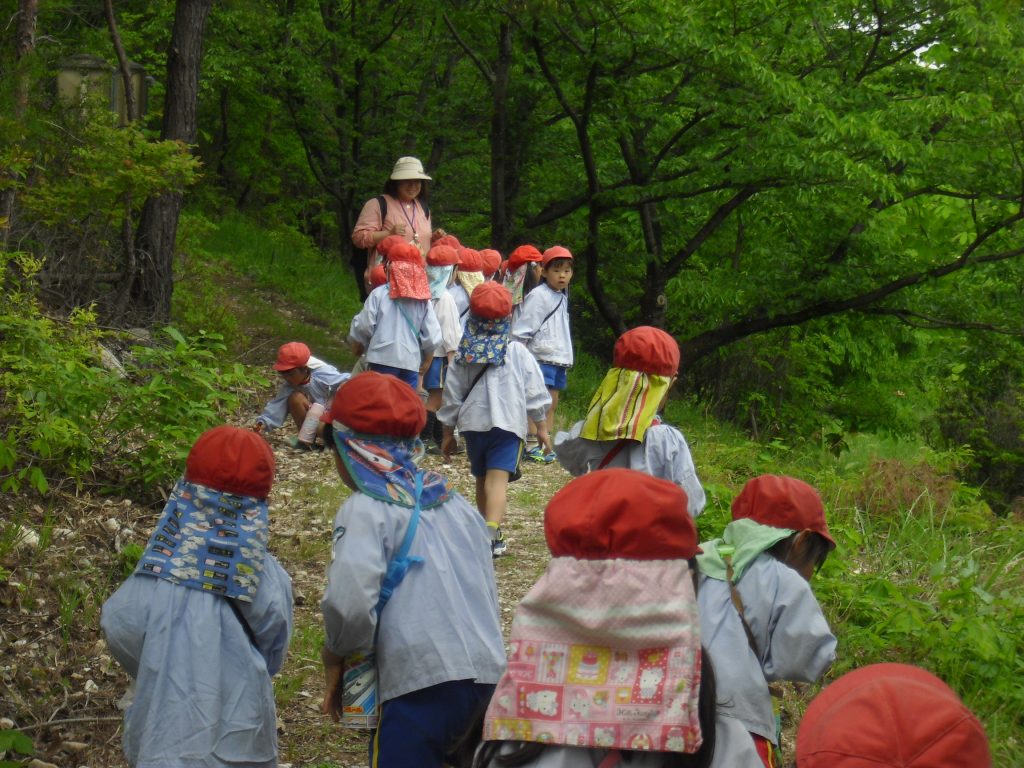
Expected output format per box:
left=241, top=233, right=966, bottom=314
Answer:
left=84, top=679, right=99, bottom=693
left=103, top=517, right=121, bottom=534
left=12, top=526, right=39, bottom=551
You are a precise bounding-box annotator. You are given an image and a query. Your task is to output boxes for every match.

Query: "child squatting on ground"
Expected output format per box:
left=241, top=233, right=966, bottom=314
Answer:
left=696, top=474, right=838, bottom=768
left=555, top=325, right=706, bottom=519
left=795, top=662, right=991, bottom=768
left=453, top=468, right=761, bottom=768
left=438, top=281, right=552, bottom=557
left=318, top=372, right=507, bottom=767
left=101, top=426, right=294, bottom=768
left=252, top=341, right=348, bottom=449
left=348, top=241, right=442, bottom=389
left=512, top=245, right=574, bottom=463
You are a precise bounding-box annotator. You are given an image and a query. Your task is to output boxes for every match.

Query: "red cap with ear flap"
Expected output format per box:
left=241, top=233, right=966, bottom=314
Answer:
left=507, top=244, right=542, bottom=270
left=731, top=474, right=835, bottom=548
left=479, top=248, right=502, bottom=276
left=369, top=264, right=387, bottom=287
left=321, top=371, right=426, bottom=438
left=797, top=663, right=991, bottom=768
left=456, top=248, right=483, bottom=272
left=470, top=282, right=513, bottom=319
left=545, top=469, right=699, bottom=560
left=613, top=326, right=680, bottom=376
left=377, top=234, right=406, bottom=257
left=185, top=425, right=276, bottom=498
left=426, top=244, right=459, bottom=266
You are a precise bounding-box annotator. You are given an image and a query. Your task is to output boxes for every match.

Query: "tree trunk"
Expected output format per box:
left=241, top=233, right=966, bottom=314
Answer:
left=490, top=21, right=511, bottom=249
left=1, top=0, right=38, bottom=250
left=132, top=0, right=213, bottom=323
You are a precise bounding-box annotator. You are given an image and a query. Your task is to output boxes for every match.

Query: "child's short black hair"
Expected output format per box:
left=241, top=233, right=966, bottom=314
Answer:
left=767, top=531, right=832, bottom=575
left=542, top=257, right=573, bottom=271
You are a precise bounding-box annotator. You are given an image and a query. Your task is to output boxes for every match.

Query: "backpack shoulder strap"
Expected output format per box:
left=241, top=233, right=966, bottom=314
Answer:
left=376, top=194, right=388, bottom=224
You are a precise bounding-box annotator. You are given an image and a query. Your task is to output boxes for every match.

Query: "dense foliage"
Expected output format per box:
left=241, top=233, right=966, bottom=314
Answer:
left=2, top=0, right=1021, bottom=507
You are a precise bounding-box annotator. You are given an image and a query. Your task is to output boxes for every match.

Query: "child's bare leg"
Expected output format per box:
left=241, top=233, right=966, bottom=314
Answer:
left=482, top=469, right=510, bottom=526
left=425, top=389, right=443, bottom=413
left=545, top=388, right=560, bottom=436
left=475, top=475, right=487, bottom=518
left=287, top=391, right=312, bottom=430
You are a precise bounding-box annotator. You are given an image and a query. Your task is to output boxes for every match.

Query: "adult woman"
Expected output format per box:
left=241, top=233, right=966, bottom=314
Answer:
left=352, top=156, right=444, bottom=295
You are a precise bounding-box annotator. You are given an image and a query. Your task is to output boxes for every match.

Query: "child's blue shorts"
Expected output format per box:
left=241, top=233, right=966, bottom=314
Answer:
left=367, top=363, right=418, bottom=390
left=464, top=428, right=523, bottom=478
left=539, top=363, right=568, bottom=391
left=371, top=679, right=495, bottom=767
left=423, top=357, right=448, bottom=390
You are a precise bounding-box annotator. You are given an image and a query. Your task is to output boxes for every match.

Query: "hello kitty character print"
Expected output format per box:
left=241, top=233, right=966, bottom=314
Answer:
left=481, top=558, right=704, bottom=753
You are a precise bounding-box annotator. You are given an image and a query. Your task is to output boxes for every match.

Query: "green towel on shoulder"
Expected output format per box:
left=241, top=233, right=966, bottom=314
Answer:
left=697, top=518, right=794, bottom=582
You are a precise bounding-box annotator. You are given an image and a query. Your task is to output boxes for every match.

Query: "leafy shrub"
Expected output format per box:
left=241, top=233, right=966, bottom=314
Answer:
left=0, top=253, right=261, bottom=500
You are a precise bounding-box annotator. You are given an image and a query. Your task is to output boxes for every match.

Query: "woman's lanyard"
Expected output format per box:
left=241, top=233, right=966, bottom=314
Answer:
left=400, top=200, right=419, bottom=244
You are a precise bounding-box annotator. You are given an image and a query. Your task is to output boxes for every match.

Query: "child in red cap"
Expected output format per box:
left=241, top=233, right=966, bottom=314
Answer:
left=512, top=245, right=574, bottom=463
left=697, top=475, right=838, bottom=767
left=454, top=469, right=760, bottom=768
left=438, top=282, right=551, bottom=557
left=253, top=341, right=348, bottom=449
left=450, top=247, right=486, bottom=328
left=348, top=241, right=443, bottom=389
left=555, top=325, right=706, bottom=518
left=101, top=426, right=293, bottom=768
left=421, top=243, right=463, bottom=450
left=500, top=244, right=543, bottom=323
left=319, top=372, right=506, bottom=767
left=796, top=663, right=990, bottom=768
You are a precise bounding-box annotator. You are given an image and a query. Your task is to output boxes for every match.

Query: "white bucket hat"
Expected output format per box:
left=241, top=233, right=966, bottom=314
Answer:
left=389, top=156, right=432, bottom=181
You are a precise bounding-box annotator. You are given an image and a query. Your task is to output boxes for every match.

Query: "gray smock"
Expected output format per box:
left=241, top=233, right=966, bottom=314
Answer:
left=512, top=283, right=573, bottom=366
left=348, top=284, right=442, bottom=372
left=320, top=491, right=507, bottom=702
left=697, top=554, right=836, bottom=743
left=101, top=555, right=294, bottom=768
left=438, top=341, right=551, bottom=440
left=554, top=421, right=706, bottom=518
left=255, top=357, right=348, bottom=431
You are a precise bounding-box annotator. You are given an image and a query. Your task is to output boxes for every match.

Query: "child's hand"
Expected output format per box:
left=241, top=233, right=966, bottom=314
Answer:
left=252, top=422, right=265, bottom=434
left=350, top=341, right=365, bottom=357
left=321, top=647, right=344, bottom=723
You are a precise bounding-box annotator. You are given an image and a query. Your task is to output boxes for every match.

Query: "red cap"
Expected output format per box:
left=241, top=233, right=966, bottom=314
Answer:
left=185, top=425, right=275, bottom=498
left=479, top=248, right=502, bottom=276
left=470, top=282, right=512, bottom=319
left=456, top=248, right=483, bottom=272
left=426, top=244, right=460, bottom=266
left=435, top=234, right=462, bottom=250
left=797, top=664, right=991, bottom=768
left=377, top=234, right=406, bottom=257
left=545, top=469, right=699, bottom=560
left=321, top=371, right=426, bottom=438
left=273, top=341, right=311, bottom=371
left=613, top=327, right=680, bottom=376
left=732, top=475, right=835, bottom=547
left=387, top=241, right=423, bottom=264
left=542, top=245, right=573, bottom=267
left=507, top=244, right=542, bottom=270
left=369, top=264, right=387, bottom=287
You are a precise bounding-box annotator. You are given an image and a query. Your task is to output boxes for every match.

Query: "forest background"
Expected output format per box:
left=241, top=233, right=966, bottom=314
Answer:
left=1, top=0, right=1023, bottom=766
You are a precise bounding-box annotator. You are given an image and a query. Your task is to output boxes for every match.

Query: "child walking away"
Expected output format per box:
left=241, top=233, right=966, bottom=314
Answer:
left=555, top=326, right=706, bottom=518
left=348, top=241, right=442, bottom=390
left=450, top=247, right=486, bottom=329
left=479, top=248, right=502, bottom=281
left=421, top=243, right=463, bottom=450
left=512, top=245, right=573, bottom=463
left=101, top=426, right=293, bottom=768
left=796, top=663, right=991, bottom=768
left=501, top=244, right=543, bottom=324
left=253, top=341, right=348, bottom=450
left=319, top=372, right=507, bottom=767
left=457, top=468, right=761, bottom=768
left=438, top=282, right=551, bottom=557
left=697, top=475, right=837, bottom=767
